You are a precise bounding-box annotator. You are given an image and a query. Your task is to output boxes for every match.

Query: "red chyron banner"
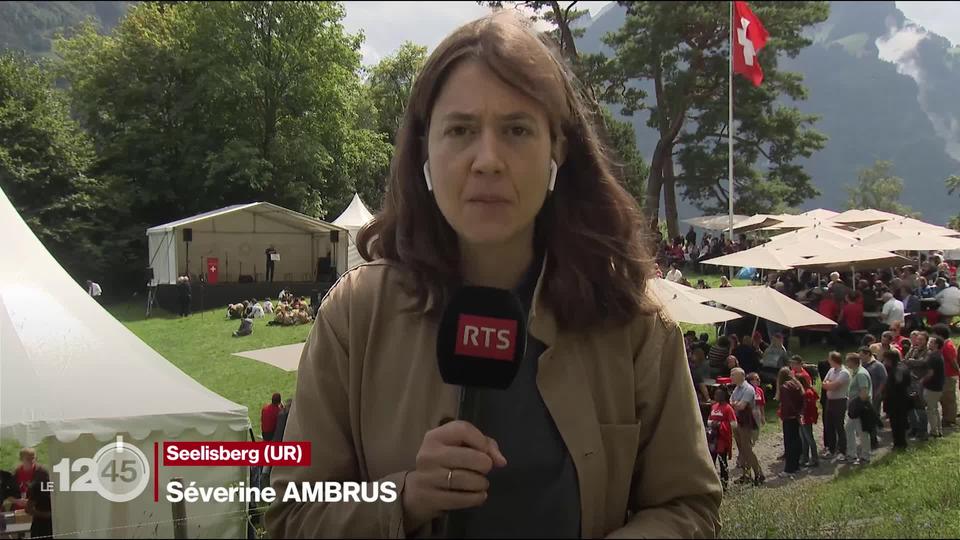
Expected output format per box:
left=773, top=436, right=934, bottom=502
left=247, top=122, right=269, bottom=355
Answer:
left=733, top=1, right=769, bottom=87
left=206, top=257, right=219, bottom=285
left=163, top=442, right=310, bottom=466
left=455, top=314, right=517, bottom=361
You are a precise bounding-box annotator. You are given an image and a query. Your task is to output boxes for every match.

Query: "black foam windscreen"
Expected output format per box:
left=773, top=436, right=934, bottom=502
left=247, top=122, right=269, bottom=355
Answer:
left=436, top=286, right=527, bottom=390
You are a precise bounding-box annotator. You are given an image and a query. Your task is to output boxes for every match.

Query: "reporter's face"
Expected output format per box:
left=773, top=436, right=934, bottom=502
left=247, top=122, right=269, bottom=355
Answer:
left=426, top=60, right=557, bottom=246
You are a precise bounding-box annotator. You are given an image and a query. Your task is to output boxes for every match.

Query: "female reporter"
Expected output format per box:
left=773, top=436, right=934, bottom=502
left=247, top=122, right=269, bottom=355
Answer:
left=267, top=12, right=721, bottom=539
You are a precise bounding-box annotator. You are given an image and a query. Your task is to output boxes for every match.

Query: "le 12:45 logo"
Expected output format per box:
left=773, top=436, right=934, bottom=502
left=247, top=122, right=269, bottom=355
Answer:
left=50, top=437, right=151, bottom=503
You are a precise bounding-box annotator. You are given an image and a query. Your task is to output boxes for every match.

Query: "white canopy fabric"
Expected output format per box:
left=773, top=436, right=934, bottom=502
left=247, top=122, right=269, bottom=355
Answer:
left=648, top=279, right=741, bottom=324
left=729, top=214, right=784, bottom=233
left=1, top=188, right=250, bottom=446
left=657, top=278, right=711, bottom=303
left=855, top=219, right=960, bottom=239
left=765, top=226, right=859, bottom=248
left=700, top=245, right=804, bottom=270
left=829, top=208, right=901, bottom=226
left=1, top=187, right=249, bottom=539
left=696, top=286, right=837, bottom=328
left=800, top=208, right=840, bottom=220
left=863, top=232, right=960, bottom=251
left=332, top=193, right=376, bottom=271
left=769, top=238, right=853, bottom=258
left=332, top=193, right=375, bottom=229
left=684, top=214, right=750, bottom=231
left=792, top=246, right=914, bottom=271
left=762, top=214, right=828, bottom=231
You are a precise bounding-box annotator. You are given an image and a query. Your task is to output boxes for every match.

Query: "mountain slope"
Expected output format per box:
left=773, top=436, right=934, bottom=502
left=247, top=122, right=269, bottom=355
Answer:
left=579, top=1, right=960, bottom=224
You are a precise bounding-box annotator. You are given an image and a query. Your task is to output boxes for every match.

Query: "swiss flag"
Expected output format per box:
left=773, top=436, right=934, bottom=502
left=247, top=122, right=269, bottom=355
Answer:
left=733, top=1, right=769, bottom=87
left=206, top=257, right=219, bottom=285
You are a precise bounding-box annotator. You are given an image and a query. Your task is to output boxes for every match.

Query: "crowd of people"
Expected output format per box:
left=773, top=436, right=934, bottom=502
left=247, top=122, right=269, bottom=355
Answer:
left=690, top=318, right=957, bottom=491
left=225, top=290, right=314, bottom=337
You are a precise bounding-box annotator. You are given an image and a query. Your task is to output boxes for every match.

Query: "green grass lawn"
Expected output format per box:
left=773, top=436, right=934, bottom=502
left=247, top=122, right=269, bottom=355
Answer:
left=720, top=432, right=960, bottom=538
left=4, top=269, right=958, bottom=538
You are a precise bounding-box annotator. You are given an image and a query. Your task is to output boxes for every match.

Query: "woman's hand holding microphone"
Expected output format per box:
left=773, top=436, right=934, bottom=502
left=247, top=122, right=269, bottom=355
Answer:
left=402, top=420, right=507, bottom=534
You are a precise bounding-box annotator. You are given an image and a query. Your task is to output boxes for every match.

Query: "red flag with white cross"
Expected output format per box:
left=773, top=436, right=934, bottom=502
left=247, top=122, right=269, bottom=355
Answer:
left=733, top=1, right=769, bottom=86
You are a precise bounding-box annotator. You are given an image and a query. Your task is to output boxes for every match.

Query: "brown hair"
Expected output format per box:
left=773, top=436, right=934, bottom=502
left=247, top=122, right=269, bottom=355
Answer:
left=357, top=12, right=655, bottom=330
left=776, top=366, right=798, bottom=389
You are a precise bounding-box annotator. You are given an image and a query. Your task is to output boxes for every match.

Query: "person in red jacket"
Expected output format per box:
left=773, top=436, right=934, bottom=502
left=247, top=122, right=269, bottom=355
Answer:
left=707, top=387, right=737, bottom=492
left=798, top=377, right=820, bottom=468
left=777, top=367, right=805, bottom=477
left=261, top=393, right=284, bottom=442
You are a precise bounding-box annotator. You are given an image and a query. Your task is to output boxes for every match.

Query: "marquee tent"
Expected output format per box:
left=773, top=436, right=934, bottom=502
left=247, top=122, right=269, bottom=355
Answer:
left=147, top=202, right=348, bottom=285
left=332, top=193, right=376, bottom=271
left=1, top=187, right=251, bottom=538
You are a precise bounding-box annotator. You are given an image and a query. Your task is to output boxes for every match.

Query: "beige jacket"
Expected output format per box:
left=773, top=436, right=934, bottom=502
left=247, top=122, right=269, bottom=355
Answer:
left=266, top=259, right=722, bottom=538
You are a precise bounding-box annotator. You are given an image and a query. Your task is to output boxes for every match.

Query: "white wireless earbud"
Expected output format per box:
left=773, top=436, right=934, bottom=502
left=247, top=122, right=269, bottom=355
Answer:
left=548, top=159, right=558, bottom=193
left=423, top=161, right=433, bottom=192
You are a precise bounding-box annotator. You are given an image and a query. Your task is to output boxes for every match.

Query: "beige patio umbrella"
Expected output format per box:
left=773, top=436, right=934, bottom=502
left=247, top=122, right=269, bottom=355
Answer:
left=857, top=229, right=960, bottom=251
left=728, top=214, right=785, bottom=233
left=696, top=286, right=837, bottom=328
left=765, top=226, right=859, bottom=248
left=648, top=279, right=741, bottom=324
left=762, top=214, right=825, bottom=231
left=657, top=277, right=711, bottom=303
left=855, top=218, right=960, bottom=239
left=801, top=208, right=840, bottom=220
left=767, top=237, right=854, bottom=258
left=829, top=208, right=901, bottom=227
left=700, top=245, right=805, bottom=271
left=684, top=214, right=750, bottom=231
left=792, top=246, right=914, bottom=272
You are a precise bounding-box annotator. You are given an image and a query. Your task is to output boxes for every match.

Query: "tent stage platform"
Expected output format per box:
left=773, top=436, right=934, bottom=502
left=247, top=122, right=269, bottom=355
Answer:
left=153, top=280, right=334, bottom=314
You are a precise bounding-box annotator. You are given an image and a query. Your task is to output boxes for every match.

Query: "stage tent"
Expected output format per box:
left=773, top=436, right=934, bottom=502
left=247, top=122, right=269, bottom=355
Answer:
left=147, top=202, right=348, bottom=285
left=332, top=193, right=375, bottom=271
left=1, top=187, right=252, bottom=538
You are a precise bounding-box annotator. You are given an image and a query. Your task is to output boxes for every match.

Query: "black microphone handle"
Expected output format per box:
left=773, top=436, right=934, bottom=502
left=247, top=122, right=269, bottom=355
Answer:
left=438, top=385, right=476, bottom=538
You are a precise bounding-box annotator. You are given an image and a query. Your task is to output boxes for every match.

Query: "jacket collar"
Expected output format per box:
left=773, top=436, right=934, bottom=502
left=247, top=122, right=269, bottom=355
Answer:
left=529, top=252, right=558, bottom=346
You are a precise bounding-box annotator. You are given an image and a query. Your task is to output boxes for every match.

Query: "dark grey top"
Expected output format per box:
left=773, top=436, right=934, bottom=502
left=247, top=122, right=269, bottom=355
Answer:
left=454, top=255, right=581, bottom=538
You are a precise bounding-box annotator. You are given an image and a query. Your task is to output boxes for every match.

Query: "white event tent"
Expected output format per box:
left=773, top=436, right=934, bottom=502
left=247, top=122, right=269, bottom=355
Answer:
left=147, top=202, right=348, bottom=284
left=1, top=188, right=251, bottom=538
left=332, top=193, right=376, bottom=271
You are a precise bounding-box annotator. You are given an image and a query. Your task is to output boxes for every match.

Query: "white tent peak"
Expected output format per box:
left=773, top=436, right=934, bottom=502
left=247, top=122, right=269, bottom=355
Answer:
left=0, top=187, right=250, bottom=446
left=333, top=193, right=375, bottom=229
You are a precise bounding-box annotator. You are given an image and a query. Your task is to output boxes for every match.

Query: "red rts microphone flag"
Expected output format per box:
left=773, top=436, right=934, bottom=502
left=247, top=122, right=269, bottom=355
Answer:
left=733, top=1, right=769, bottom=87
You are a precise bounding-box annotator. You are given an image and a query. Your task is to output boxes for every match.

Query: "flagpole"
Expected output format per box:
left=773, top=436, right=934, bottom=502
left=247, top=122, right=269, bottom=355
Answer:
left=728, top=0, right=735, bottom=242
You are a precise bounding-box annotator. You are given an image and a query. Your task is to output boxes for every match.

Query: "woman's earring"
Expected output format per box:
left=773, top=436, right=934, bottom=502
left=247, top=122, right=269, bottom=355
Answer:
left=548, top=160, right=558, bottom=193
left=423, top=161, right=433, bottom=192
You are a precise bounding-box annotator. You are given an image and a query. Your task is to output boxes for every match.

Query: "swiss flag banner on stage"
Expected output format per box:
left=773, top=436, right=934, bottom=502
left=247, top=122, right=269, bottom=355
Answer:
left=206, top=257, right=219, bottom=285
left=733, top=1, right=769, bottom=87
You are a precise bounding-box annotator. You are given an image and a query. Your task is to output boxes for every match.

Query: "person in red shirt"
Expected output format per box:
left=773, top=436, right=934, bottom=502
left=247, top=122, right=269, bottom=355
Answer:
left=746, top=372, right=766, bottom=446
left=841, top=291, right=865, bottom=331
left=799, top=377, right=820, bottom=467
left=707, top=387, right=737, bottom=491
left=13, top=448, right=37, bottom=509
left=931, top=324, right=959, bottom=427
left=818, top=292, right=840, bottom=321
left=261, top=393, right=284, bottom=442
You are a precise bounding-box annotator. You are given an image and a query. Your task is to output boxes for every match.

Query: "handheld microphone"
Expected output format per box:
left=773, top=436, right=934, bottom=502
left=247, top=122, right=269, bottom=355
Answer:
left=436, top=286, right=527, bottom=390
left=435, top=285, right=527, bottom=537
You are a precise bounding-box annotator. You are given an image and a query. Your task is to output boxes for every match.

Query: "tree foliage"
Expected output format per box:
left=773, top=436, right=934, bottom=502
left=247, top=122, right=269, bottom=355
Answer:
left=845, top=160, right=918, bottom=217
left=605, top=1, right=829, bottom=236
left=0, top=51, right=105, bottom=281
left=50, top=1, right=390, bottom=289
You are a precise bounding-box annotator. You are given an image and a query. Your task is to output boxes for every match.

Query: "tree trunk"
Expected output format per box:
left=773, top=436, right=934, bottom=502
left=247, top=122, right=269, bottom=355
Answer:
left=662, top=146, right=679, bottom=240
left=645, top=140, right=666, bottom=233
